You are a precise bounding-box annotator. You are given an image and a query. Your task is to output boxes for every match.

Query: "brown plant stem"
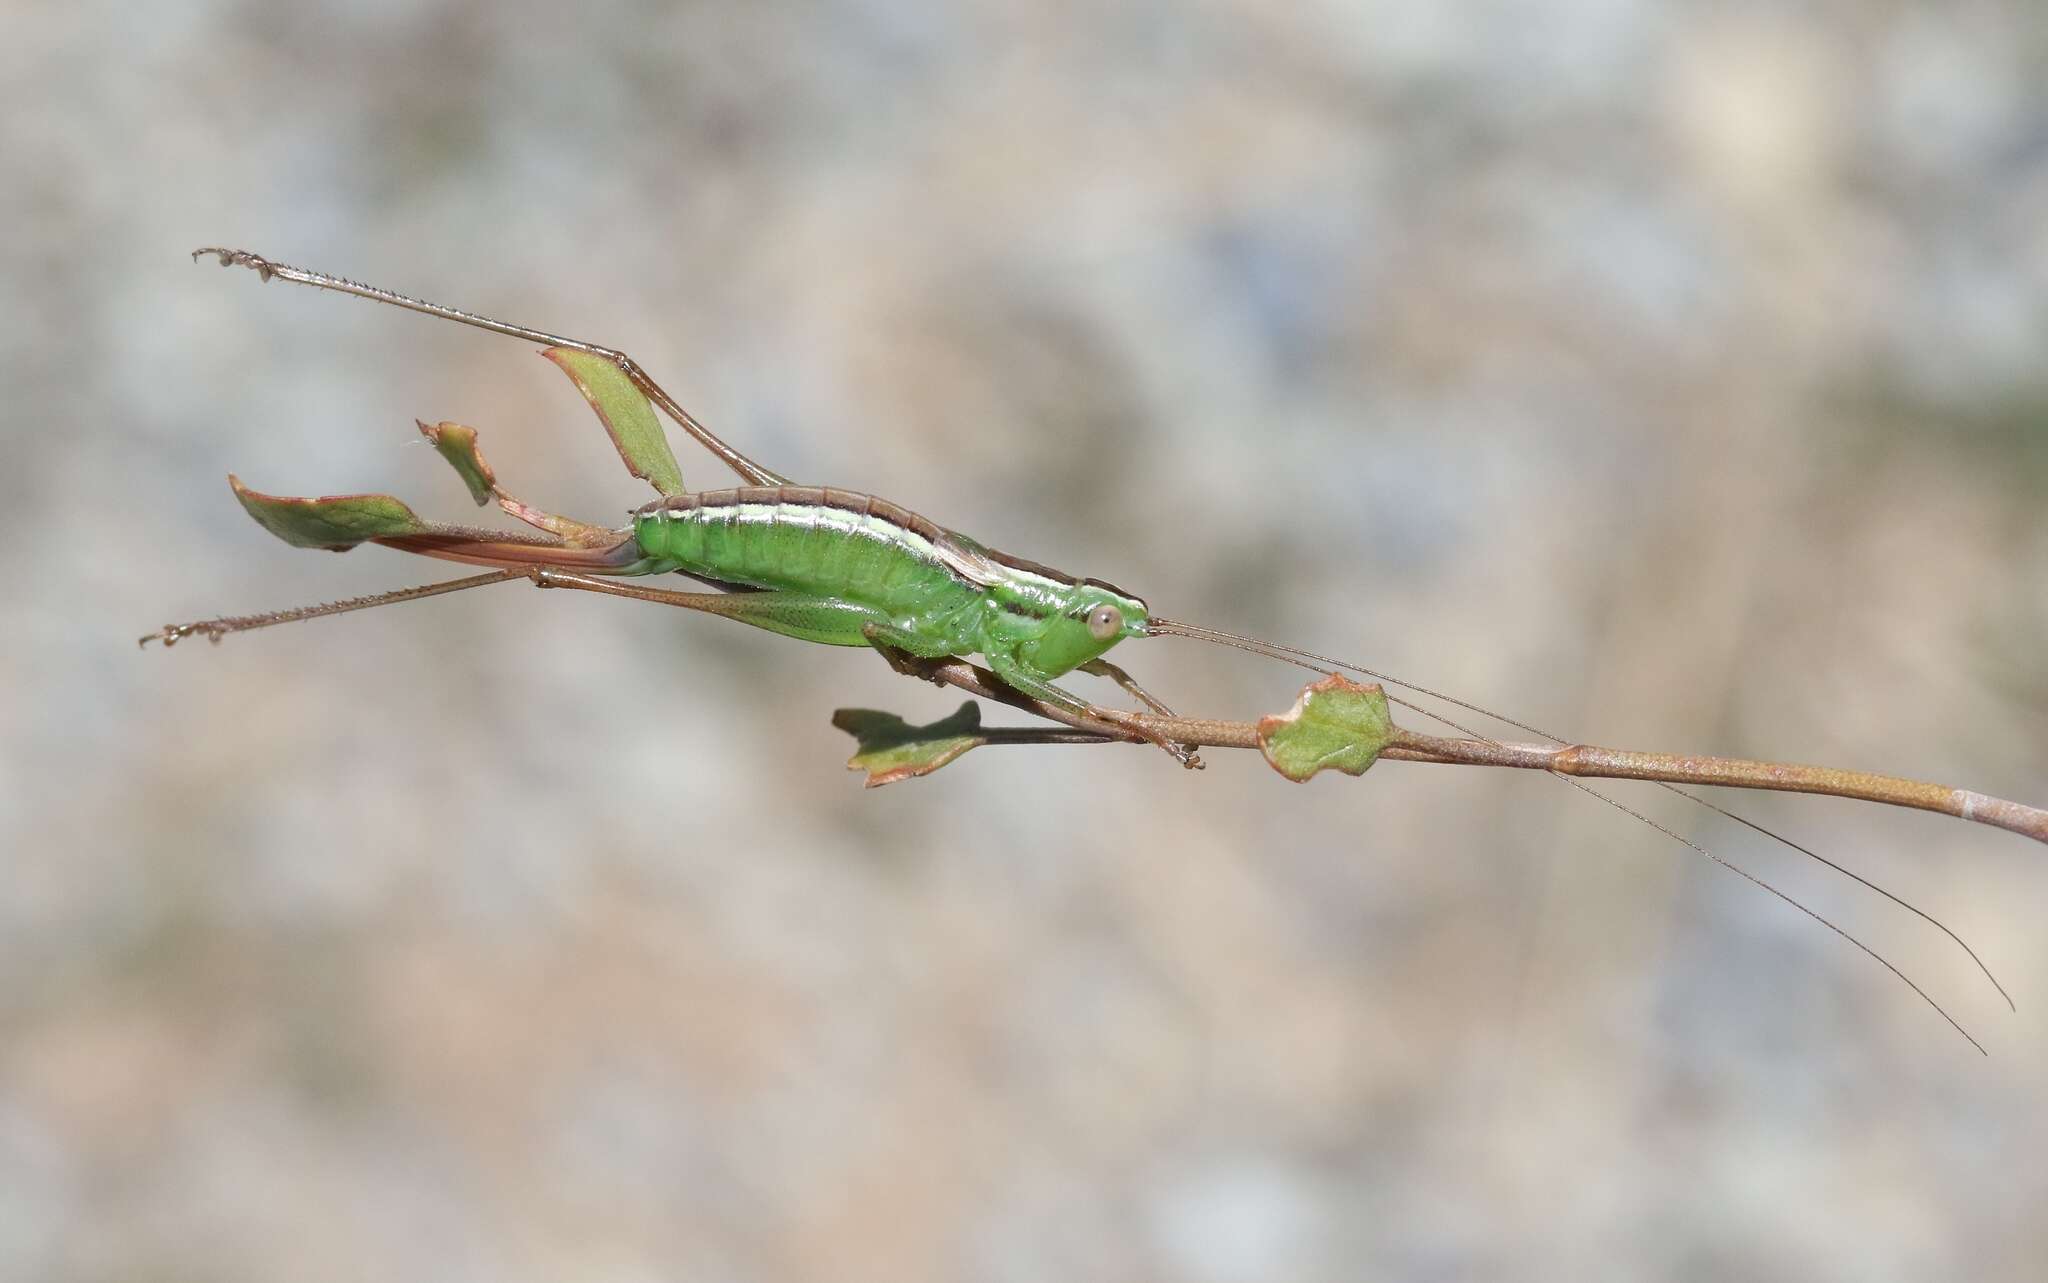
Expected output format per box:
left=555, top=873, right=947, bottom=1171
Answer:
left=899, top=655, right=2048, bottom=847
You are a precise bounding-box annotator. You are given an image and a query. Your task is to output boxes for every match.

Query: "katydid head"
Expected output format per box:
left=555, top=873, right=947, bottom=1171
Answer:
left=1017, top=581, right=1149, bottom=677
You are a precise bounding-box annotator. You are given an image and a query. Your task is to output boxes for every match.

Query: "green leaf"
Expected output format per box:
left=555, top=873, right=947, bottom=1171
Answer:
left=542, top=348, right=686, bottom=496
left=1257, top=674, right=1393, bottom=782
left=230, top=475, right=429, bottom=550
left=417, top=420, right=498, bottom=506
left=832, top=702, right=988, bottom=787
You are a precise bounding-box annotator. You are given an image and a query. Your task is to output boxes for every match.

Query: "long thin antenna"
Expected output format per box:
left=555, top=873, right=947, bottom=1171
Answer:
left=1148, top=617, right=1997, bottom=1050
left=1148, top=618, right=2011, bottom=1009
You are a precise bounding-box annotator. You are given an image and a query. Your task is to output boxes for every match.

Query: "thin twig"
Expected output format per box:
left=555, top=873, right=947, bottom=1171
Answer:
left=898, top=656, right=2048, bottom=847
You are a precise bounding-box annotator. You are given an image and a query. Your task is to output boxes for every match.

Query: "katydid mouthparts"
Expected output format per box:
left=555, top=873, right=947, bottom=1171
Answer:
left=148, top=248, right=2046, bottom=1053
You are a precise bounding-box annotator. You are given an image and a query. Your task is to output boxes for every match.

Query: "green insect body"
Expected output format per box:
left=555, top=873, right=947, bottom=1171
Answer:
left=629, top=486, right=1150, bottom=706
left=151, top=245, right=1159, bottom=736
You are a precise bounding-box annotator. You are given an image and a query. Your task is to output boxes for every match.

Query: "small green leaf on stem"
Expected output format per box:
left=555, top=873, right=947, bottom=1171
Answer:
left=833, top=702, right=988, bottom=787
left=229, top=475, right=429, bottom=550
left=541, top=348, right=686, bottom=496
left=1258, top=674, right=1394, bottom=782
left=417, top=420, right=498, bottom=506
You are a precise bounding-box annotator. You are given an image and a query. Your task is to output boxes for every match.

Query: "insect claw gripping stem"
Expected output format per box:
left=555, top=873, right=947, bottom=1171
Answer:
left=1093, top=707, right=1204, bottom=769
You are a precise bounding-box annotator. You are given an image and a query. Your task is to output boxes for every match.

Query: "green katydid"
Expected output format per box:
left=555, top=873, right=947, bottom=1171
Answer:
left=149, top=247, right=2047, bottom=1052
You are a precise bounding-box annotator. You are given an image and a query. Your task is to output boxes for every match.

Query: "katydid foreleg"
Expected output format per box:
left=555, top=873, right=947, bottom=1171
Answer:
left=1079, top=658, right=1203, bottom=763
left=1079, top=658, right=1178, bottom=718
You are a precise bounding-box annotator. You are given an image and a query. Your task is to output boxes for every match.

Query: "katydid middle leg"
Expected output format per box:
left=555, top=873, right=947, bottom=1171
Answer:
left=859, top=624, right=971, bottom=689
left=983, top=647, right=1203, bottom=769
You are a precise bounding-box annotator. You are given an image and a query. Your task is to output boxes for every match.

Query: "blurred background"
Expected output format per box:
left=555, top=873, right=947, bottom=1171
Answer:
left=5, top=1, right=2047, bottom=1279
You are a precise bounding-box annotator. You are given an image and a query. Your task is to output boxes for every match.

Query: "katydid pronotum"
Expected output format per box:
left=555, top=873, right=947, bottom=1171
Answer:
left=149, top=248, right=2047, bottom=1053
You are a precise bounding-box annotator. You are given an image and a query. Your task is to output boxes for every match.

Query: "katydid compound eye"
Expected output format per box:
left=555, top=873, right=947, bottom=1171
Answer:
left=1087, top=604, right=1123, bottom=640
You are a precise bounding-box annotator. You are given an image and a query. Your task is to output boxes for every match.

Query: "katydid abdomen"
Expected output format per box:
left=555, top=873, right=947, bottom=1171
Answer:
left=632, top=486, right=984, bottom=634
left=623, top=485, right=1150, bottom=692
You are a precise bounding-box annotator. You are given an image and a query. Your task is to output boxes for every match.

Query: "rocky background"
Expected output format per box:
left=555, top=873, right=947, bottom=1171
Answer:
left=5, top=2, right=2047, bottom=1279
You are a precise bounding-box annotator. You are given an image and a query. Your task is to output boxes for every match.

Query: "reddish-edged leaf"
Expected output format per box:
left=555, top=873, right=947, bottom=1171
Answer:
left=542, top=348, right=685, bottom=496
left=1257, top=674, right=1394, bottom=782
left=230, top=475, right=429, bottom=550
left=417, top=420, right=498, bottom=506
left=832, top=703, right=988, bottom=787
